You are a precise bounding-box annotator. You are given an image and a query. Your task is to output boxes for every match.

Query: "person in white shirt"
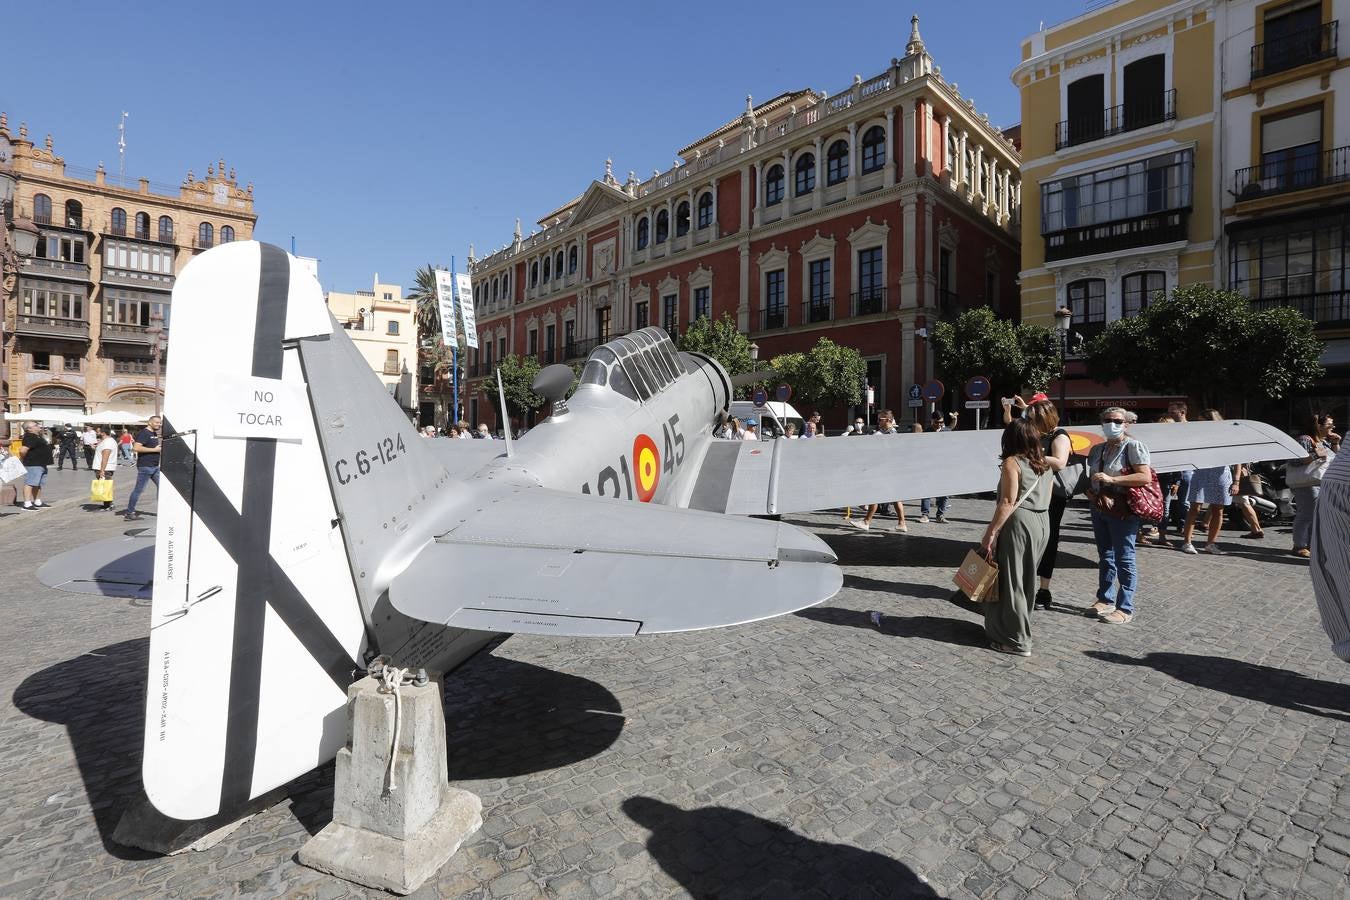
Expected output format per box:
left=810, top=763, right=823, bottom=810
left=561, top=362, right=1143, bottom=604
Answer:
left=81, top=426, right=98, bottom=470
left=94, top=425, right=119, bottom=510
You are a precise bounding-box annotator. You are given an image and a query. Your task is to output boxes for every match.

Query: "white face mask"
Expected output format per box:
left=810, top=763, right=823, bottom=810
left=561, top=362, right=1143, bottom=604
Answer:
left=1102, top=421, right=1126, bottom=440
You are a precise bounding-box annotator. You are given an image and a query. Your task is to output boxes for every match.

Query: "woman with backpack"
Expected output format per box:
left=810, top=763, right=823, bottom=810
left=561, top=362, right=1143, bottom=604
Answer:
left=1084, top=407, right=1155, bottom=625
left=1290, top=412, right=1340, bottom=559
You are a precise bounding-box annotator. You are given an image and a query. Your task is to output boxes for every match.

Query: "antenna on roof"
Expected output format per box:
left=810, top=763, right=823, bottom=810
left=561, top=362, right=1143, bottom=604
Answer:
left=117, top=111, right=128, bottom=183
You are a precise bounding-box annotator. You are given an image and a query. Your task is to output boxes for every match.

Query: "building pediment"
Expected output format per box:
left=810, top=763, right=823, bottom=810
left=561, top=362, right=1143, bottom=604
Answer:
left=566, top=181, right=632, bottom=230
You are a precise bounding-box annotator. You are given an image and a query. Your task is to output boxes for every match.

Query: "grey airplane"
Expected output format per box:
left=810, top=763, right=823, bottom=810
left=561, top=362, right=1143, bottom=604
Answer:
left=38, top=242, right=1304, bottom=821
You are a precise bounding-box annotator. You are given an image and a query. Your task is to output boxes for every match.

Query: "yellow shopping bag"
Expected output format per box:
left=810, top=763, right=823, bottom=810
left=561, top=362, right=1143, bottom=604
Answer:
left=91, top=478, right=115, bottom=503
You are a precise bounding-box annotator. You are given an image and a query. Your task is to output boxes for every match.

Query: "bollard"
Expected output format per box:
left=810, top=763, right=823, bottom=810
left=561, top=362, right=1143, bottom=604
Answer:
left=298, top=673, right=482, bottom=894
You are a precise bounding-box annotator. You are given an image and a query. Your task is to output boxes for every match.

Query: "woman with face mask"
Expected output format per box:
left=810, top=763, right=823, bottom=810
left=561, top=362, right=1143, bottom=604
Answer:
left=1083, top=407, right=1154, bottom=625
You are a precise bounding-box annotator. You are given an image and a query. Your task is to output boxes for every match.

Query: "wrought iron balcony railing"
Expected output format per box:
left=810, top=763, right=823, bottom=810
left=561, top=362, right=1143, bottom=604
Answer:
left=1248, top=290, right=1350, bottom=326
left=760, top=306, right=787, bottom=330
left=1251, top=20, right=1338, bottom=80
left=1055, top=89, right=1177, bottom=150
left=1234, top=145, right=1350, bottom=200
left=851, top=287, right=886, bottom=316
left=802, top=297, right=832, bottom=324
left=1043, top=209, right=1189, bottom=262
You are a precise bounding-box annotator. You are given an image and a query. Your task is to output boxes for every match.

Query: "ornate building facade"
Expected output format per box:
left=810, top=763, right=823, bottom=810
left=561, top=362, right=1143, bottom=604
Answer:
left=1, top=114, right=257, bottom=426
left=463, top=18, right=1021, bottom=431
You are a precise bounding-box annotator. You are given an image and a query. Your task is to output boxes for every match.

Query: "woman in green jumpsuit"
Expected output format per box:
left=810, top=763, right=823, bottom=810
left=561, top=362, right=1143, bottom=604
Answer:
left=979, top=419, right=1052, bottom=657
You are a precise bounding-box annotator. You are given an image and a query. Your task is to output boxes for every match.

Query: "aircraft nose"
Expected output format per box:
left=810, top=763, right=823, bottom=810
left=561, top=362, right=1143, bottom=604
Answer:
left=775, top=522, right=837, bottom=565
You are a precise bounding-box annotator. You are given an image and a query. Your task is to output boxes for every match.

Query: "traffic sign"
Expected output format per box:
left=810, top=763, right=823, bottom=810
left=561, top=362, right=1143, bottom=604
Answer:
left=908, top=384, right=922, bottom=401
left=964, top=376, right=991, bottom=401
left=776, top=383, right=793, bottom=403
left=907, top=399, right=924, bottom=408
left=964, top=400, right=991, bottom=409
left=922, top=380, right=945, bottom=402
left=752, top=388, right=768, bottom=408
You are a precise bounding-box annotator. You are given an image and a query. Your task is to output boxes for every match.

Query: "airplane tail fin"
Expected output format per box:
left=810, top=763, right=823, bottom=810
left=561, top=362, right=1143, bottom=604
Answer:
left=144, top=241, right=486, bottom=821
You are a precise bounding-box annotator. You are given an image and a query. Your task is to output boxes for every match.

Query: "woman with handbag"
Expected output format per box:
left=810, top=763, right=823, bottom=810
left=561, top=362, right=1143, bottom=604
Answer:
left=979, top=419, right=1052, bottom=657
left=1025, top=401, right=1073, bottom=609
left=1084, top=407, right=1156, bottom=625
left=1291, top=413, right=1339, bottom=559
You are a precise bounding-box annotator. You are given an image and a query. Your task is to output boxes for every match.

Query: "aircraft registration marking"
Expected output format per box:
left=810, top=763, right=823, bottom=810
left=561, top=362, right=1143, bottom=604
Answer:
left=331, top=433, right=408, bottom=485
left=580, top=415, right=685, bottom=501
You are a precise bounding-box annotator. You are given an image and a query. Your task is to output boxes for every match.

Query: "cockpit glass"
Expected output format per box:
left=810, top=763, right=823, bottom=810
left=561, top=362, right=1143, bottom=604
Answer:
left=580, top=359, right=607, bottom=386
left=645, top=347, right=671, bottom=385
left=609, top=364, right=638, bottom=401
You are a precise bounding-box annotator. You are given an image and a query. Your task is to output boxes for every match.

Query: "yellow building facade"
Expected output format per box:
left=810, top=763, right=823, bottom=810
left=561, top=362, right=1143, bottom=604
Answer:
left=325, top=276, right=417, bottom=414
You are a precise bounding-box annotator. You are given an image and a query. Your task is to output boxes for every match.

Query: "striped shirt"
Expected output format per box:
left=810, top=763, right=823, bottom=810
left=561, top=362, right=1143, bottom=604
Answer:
left=1311, top=448, right=1350, bottom=663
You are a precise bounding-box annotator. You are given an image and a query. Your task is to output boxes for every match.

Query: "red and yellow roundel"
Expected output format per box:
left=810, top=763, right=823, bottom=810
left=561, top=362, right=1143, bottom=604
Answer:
left=1065, top=429, right=1106, bottom=455
left=633, top=434, right=660, bottom=502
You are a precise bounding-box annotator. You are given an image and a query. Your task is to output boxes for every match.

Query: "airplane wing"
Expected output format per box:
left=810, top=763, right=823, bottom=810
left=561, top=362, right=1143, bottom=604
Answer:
left=388, top=486, right=841, bottom=637
left=37, top=529, right=155, bottom=599
left=687, top=420, right=1306, bottom=516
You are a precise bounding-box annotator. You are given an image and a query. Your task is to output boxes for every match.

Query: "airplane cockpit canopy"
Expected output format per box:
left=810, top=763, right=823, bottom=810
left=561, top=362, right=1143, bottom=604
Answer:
left=578, top=326, right=687, bottom=404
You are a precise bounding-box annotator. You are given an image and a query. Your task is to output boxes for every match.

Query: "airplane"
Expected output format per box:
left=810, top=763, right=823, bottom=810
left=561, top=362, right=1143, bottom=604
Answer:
left=36, top=241, right=1307, bottom=822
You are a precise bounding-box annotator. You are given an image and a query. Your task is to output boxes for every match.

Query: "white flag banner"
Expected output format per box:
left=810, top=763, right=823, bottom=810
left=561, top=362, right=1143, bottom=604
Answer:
left=455, top=272, right=479, bottom=350
left=434, top=269, right=458, bottom=347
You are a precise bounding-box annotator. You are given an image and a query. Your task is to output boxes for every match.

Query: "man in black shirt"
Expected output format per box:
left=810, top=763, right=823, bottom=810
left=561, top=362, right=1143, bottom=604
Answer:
left=18, top=421, right=54, bottom=510
left=125, top=415, right=162, bottom=521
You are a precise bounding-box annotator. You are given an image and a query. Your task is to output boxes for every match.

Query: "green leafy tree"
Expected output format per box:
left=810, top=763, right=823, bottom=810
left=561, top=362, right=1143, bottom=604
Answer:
left=931, top=307, right=1052, bottom=399
left=677, top=314, right=754, bottom=377
left=769, top=337, right=867, bottom=409
left=1083, top=284, right=1323, bottom=409
left=488, top=353, right=544, bottom=420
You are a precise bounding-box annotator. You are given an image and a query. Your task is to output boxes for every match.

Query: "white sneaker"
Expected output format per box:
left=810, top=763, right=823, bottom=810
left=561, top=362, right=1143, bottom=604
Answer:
left=848, top=519, right=870, bottom=530
left=33, top=500, right=48, bottom=508
left=1203, top=544, right=1225, bottom=555
left=22, top=502, right=33, bottom=510
left=919, top=514, right=930, bottom=523
left=1181, top=542, right=1198, bottom=554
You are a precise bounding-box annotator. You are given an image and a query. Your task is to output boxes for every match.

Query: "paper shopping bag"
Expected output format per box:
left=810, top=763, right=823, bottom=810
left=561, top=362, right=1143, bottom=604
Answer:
left=953, top=548, right=999, bottom=602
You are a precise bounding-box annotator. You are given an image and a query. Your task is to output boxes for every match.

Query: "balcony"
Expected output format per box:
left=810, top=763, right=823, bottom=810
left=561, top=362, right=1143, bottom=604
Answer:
left=13, top=314, right=90, bottom=341
left=1044, top=209, right=1189, bottom=262
left=112, top=359, right=166, bottom=376
left=1054, top=89, right=1177, bottom=150
left=851, top=287, right=886, bottom=317
left=468, top=362, right=492, bottom=378
left=802, top=297, right=833, bottom=324
left=20, top=256, right=90, bottom=282
left=1251, top=21, right=1338, bottom=81
left=33, top=213, right=86, bottom=232
left=565, top=337, right=602, bottom=361
left=103, top=220, right=177, bottom=246
left=100, top=322, right=158, bottom=347
left=1249, top=291, right=1350, bottom=327
left=1234, top=145, right=1350, bottom=201
left=760, top=306, right=787, bottom=330
left=193, top=236, right=214, bottom=250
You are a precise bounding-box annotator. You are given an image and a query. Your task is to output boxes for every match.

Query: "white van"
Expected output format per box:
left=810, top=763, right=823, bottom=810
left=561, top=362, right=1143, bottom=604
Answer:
left=728, top=400, right=806, bottom=439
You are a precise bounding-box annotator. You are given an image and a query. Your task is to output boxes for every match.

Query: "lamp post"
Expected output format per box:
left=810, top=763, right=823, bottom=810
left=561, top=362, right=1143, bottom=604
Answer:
left=1054, top=306, right=1073, bottom=423
left=1, top=161, right=40, bottom=441
left=749, top=341, right=759, bottom=366
left=147, top=309, right=165, bottom=417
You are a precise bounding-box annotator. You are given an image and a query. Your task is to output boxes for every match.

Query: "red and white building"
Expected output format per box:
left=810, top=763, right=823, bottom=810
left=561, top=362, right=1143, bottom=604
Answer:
left=464, top=18, right=1021, bottom=430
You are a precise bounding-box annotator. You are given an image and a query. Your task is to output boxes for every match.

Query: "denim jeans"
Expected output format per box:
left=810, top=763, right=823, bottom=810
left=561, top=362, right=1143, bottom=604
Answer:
left=920, top=497, right=950, bottom=517
left=1092, top=510, right=1141, bottom=615
left=127, top=465, right=160, bottom=514
left=1293, top=485, right=1320, bottom=550
left=1168, top=470, right=1192, bottom=528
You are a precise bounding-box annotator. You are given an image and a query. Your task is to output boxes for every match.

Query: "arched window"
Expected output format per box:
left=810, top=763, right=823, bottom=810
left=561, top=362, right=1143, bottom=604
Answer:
left=795, top=153, right=816, bottom=195
left=568, top=245, right=578, bottom=274
left=554, top=250, right=564, bottom=278
left=65, top=200, right=83, bottom=229
left=1122, top=271, right=1165, bottom=318
left=543, top=255, right=551, bottom=282
left=198, top=222, right=213, bottom=248
left=861, top=126, right=886, bottom=174
left=220, top=225, right=235, bottom=243
left=827, top=140, right=850, bottom=185
left=1067, top=279, right=1106, bottom=329
left=696, top=193, right=714, bottom=229
left=675, top=201, right=690, bottom=237
left=158, top=216, right=174, bottom=242
left=764, top=164, right=785, bottom=206
left=110, top=207, right=127, bottom=235
left=135, top=211, right=150, bottom=239
left=636, top=217, right=650, bottom=249
left=655, top=210, right=669, bottom=243
left=33, top=193, right=52, bottom=224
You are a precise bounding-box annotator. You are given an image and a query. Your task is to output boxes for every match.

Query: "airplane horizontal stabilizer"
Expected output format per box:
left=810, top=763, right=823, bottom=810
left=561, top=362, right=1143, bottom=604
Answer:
left=689, top=420, right=1307, bottom=515
left=388, top=487, right=841, bottom=636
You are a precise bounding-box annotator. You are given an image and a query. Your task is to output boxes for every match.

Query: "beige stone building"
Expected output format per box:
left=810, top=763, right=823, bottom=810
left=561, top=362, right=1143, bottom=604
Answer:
left=325, top=276, right=417, bottom=414
left=1, top=114, right=256, bottom=426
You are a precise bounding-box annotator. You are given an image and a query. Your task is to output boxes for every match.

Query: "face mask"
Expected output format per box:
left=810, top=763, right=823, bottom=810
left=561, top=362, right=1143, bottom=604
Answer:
left=1102, top=422, right=1125, bottom=440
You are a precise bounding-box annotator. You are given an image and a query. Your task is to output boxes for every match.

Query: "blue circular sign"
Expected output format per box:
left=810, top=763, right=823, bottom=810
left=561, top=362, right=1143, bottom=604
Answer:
left=776, top=383, right=793, bottom=403
left=908, top=384, right=923, bottom=400
left=965, top=376, right=991, bottom=401
left=752, top=388, right=768, bottom=408
left=922, top=380, right=945, bottom=402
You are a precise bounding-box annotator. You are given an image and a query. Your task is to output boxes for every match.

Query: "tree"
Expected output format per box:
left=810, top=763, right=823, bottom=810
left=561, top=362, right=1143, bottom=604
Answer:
left=677, top=314, right=754, bottom=378
left=769, top=337, right=867, bottom=410
left=1082, top=284, right=1323, bottom=409
left=489, top=353, right=544, bottom=420
left=931, top=307, right=1055, bottom=399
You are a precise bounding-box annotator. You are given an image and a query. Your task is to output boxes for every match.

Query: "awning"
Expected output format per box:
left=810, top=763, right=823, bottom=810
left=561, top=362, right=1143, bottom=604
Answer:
left=87, top=410, right=151, bottom=425
left=4, top=408, right=87, bottom=423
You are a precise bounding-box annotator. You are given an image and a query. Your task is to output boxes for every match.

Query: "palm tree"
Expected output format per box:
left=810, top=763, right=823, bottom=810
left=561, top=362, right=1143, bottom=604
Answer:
left=408, top=263, right=467, bottom=424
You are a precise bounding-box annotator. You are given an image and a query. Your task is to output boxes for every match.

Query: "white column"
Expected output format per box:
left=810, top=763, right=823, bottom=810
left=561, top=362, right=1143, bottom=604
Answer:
left=752, top=163, right=763, bottom=229
left=973, top=145, right=984, bottom=200
left=846, top=121, right=859, bottom=200
left=885, top=108, right=897, bottom=189
left=902, top=103, right=917, bottom=181
left=942, top=116, right=954, bottom=189
left=739, top=165, right=751, bottom=234
left=812, top=135, right=824, bottom=207
left=959, top=131, right=969, bottom=193
left=782, top=149, right=791, bottom=210
left=988, top=158, right=998, bottom=218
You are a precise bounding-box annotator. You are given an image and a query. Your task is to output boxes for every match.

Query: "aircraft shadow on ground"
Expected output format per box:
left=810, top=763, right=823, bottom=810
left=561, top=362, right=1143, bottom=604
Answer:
left=14, top=639, right=624, bottom=850
left=795, top=605, right=987, bottom=650
left=1085, top=651, right=1350, bottom=723
left=816, top=528, right=1097, bottom=573
left=623, top=797, right=938, bottom=899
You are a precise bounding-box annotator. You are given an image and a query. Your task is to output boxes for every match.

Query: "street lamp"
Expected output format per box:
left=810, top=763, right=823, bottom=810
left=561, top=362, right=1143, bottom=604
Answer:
left=1, top=161, right=40, bottom=441
left=147, top=309, right=165, bottom=417
left=1054, top=306, right=1073, bottom=422
left=749, top=341, right=759, bottom=365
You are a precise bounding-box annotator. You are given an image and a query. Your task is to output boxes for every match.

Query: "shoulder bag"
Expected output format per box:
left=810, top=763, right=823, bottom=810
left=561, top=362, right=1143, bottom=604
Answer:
left=1049, top=429, right=1086, bottom=499
left=1287, top=439, right=1334, bottom=489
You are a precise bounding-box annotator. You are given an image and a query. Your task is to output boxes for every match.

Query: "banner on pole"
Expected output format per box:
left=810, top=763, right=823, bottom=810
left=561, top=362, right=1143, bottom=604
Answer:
left=455, top=273, right=478, bottom=350
left=434, top=269, right=458, bottom=347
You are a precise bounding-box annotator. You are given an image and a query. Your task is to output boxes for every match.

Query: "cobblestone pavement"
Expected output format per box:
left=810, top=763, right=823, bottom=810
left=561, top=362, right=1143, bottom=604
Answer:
left=1, top=458, right=139, bottom=520
left=1, top=496, right=1347, bottom=899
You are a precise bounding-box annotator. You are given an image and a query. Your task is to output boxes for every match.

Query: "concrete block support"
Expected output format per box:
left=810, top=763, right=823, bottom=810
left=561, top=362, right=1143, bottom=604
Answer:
left=298, top=674, right=482, bottom=895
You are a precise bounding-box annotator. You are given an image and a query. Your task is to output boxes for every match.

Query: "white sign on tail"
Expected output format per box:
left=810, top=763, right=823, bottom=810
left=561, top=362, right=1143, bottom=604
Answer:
left=455, top=272, right=478, bottom=350
left=214, top=374, right=309, bottom=441
left=434, top=269, right=458, bottom=347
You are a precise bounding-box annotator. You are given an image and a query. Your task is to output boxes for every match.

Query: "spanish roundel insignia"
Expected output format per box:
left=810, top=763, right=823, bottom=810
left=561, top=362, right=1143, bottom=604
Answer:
left=633, top=434, right=660, bottom=502
left=1065, top=429, right=1106, bottom=455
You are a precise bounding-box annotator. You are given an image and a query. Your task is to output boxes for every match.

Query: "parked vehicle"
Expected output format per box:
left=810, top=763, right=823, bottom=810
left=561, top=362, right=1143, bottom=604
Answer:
left=727, top=400, right=805, bottom=439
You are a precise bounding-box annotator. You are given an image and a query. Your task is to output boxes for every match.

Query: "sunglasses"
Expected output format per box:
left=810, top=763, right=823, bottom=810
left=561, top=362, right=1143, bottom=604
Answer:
left=1104, top=418, right=1126, bottom=425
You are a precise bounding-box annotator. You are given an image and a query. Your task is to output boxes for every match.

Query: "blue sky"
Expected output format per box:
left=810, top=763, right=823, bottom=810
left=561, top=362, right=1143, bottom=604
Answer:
left=10, top=0, right=1087, bottom=294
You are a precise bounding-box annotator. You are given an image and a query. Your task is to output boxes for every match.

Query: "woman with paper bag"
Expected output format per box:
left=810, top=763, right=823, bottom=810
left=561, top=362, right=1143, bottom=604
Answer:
left=91, top=425, right=118, bottom=510
left=978, top=419, right=1051, bottom=657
